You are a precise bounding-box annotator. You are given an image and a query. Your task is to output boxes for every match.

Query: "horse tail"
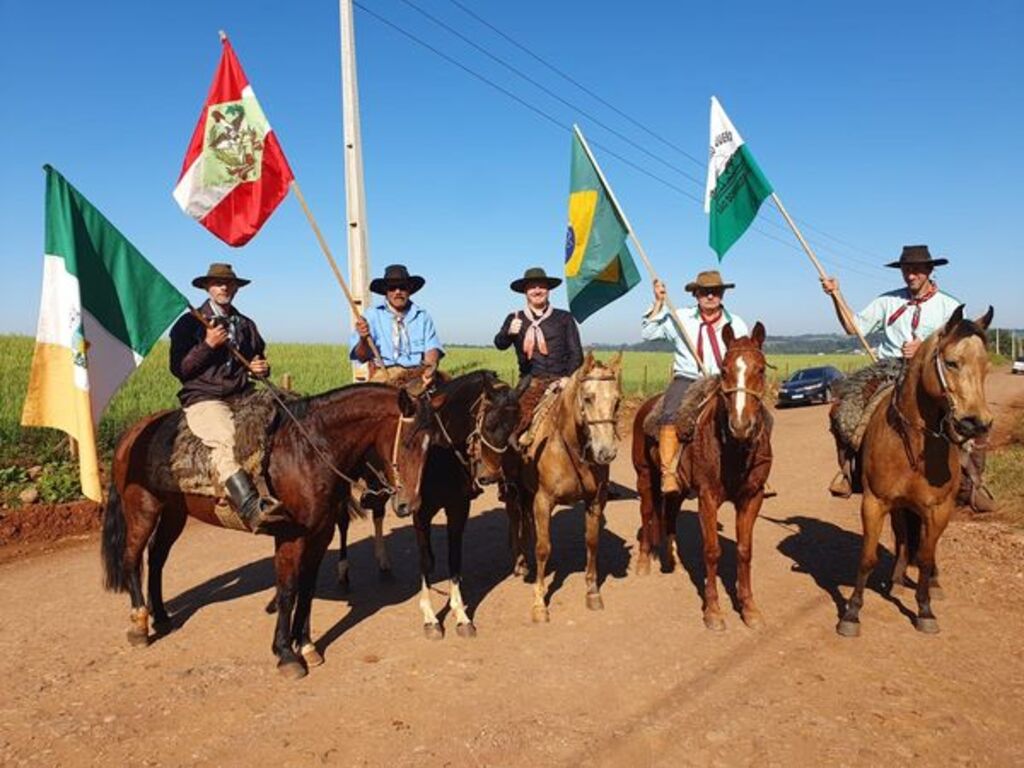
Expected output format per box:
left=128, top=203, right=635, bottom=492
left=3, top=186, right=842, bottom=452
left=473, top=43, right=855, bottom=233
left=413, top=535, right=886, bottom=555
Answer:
left=101, top=480, right=129, bottom=593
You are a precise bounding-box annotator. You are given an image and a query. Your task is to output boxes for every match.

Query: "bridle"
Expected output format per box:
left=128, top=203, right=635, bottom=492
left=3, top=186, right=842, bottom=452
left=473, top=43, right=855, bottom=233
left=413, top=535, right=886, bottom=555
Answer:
left=432, top=389, right=511, bottom=490
left=571, top=371, right=621, bottom=463
left=715, top=348, right=768, bottom=441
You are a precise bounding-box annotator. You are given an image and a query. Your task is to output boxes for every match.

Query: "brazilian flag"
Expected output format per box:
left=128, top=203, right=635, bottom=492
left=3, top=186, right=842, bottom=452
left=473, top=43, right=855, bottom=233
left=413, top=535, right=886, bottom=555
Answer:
left=564, top=128, right=641, bottom=323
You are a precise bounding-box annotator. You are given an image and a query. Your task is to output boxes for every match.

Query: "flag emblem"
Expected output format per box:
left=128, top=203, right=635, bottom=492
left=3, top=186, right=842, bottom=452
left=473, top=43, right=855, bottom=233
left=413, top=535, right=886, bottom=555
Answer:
left=203, top=99, right=269, bottom=185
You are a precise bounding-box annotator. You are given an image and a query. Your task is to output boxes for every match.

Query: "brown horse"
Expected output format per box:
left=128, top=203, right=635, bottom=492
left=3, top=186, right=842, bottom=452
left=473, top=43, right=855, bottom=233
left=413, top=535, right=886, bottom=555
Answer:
left=837, top=305, right=993, bottom=637
left=505, top=352, right=622, bottom=622
left=632, top=323, right=772, bottom=630
left=101, top=384, right=439, bottom=678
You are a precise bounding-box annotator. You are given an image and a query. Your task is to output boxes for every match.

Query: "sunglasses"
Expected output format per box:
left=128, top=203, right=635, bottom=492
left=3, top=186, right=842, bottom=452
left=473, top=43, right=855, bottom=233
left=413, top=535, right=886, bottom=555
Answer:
left=386, top=283, right=411, bottom=293
left=695, top=288, right=724, bottom=297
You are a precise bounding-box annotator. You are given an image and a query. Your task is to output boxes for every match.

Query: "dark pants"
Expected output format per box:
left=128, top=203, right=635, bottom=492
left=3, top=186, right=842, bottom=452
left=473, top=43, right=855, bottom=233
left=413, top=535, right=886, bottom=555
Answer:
left=658, top=376, right=696, bottom=426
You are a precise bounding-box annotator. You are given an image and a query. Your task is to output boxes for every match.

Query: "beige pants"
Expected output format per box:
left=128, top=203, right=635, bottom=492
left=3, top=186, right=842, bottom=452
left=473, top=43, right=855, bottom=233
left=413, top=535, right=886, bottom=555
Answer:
left=184, top=400, right=240, bottom=483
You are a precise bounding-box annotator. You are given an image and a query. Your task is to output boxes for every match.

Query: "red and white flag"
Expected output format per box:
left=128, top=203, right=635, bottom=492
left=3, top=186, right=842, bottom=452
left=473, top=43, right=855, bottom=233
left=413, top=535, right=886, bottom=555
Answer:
left=173, top=35, right=294, bottom=246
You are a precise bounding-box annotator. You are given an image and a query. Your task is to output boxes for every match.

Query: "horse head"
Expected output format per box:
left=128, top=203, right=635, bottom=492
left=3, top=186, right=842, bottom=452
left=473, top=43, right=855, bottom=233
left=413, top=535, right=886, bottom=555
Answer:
left=388, top=388, right=443, bottom=518
left=720, top=322, right=768, bottom=442
left=469, top=375, right=520, bottom=485
left=573, top=350, right=623, bottom=465
left=925, top=305, right=994, bottom=441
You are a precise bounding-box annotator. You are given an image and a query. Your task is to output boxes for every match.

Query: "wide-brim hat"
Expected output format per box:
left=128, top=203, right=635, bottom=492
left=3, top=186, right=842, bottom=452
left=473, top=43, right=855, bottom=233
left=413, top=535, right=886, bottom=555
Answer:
left=510, top=267, right=562, bottom=293
left=192, top=263, right=251, bottom=289
left=885, top=244, right=948, bottom=269
left=684, top=270, right=734, bottom=293
left=369, top=264, right=426, bottom=295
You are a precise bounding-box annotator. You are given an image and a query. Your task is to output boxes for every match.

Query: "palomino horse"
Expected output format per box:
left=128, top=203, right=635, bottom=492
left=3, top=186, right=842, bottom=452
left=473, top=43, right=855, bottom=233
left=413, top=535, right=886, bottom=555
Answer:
left=838, top=306, right=993, bottom=637
left=101, top=384, right=439, bottom=678
left=506, top=352, right=622, bottom=622
left=632, top=323, right=772, bottom=630
left=331, top=370, right=521, bottom=638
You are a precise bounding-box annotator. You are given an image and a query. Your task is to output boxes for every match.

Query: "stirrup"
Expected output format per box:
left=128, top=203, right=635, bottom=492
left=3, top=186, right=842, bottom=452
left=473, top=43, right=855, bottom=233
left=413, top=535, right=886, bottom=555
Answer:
left=829, top=471, right=852, bottom=498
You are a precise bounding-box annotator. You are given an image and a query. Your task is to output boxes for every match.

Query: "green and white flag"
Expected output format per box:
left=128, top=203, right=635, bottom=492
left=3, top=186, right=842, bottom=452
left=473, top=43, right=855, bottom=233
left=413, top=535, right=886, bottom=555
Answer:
left=704, top=96, right=774, bottom=259
left=22, top=166, right=188, bottom=500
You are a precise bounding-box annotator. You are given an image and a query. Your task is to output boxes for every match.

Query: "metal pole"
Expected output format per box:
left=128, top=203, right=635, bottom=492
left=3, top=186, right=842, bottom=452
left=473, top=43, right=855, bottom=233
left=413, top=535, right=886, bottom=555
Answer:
left=770, top=193, right=876, bottom=362
left=572, top=124, right=708, bottom=376
left=340, top=0, right=372, bottom=382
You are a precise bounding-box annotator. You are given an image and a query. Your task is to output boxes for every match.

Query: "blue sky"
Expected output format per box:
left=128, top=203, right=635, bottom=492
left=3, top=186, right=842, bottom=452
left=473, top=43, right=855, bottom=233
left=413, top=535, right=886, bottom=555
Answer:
left=1, top=1, right=1021, bottom=345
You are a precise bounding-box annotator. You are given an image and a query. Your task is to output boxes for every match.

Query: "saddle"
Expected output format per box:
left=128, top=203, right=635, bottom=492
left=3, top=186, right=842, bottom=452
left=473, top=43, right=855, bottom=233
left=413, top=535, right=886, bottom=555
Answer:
left=146, top=389, right=296, bottom=501
left=641, top=376, right=721, bottom=443
left=516, top=377, right=565, bottom=452
left=829, top=358, right=903, bottom=452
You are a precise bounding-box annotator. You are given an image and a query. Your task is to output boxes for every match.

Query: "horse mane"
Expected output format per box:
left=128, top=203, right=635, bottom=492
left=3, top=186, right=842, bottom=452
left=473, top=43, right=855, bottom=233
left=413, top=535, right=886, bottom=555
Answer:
left=288, top=382, right=397, bottom=421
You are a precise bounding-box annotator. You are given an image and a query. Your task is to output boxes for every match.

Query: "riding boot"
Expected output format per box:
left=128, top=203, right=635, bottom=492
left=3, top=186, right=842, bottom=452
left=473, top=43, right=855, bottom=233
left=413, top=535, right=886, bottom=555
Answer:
left=225, top=470, right=287, bottom=534
left=658, top=425, right=681, bottom=495
left=960, top=444, right=997, bottom=513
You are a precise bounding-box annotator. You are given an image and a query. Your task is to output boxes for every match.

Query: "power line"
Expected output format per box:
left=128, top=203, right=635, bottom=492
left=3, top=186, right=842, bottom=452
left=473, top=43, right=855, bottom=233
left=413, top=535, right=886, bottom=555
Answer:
left=354, top=2, right=889, bottom=285
left=441, top=0, right=890, bottom=269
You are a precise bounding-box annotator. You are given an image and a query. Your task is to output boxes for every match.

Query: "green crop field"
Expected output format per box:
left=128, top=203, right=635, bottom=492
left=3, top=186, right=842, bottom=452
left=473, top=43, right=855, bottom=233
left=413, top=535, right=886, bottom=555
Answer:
left=0, top=334, right=869, bottom=470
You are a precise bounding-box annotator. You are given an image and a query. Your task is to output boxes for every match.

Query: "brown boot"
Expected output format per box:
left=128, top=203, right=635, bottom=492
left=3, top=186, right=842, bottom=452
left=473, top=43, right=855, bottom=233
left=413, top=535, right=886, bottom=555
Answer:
left=658, top=425, right=681, bottom=495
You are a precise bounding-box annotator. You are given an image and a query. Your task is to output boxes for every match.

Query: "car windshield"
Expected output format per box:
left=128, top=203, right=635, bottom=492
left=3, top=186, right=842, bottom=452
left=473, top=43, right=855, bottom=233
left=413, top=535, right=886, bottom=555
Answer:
left=789, top=368, right=827, bottom=382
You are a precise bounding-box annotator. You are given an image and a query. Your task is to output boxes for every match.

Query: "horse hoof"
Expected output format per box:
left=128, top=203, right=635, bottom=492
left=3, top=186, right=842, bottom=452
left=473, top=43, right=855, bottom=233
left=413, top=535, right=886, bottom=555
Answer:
left=742, top=610, right=765, bottom=630
left=703, top=614, right=726, bottom=632
left=930, top=586, right=946, bottom=601
left=915, top=616, right=940, bottom=634
left=532, top=606, right=550, bottom=624
left=836, top=619, right=861, bottom=638
left=152, top=618, right=174, bottom=636
left=423, top=623, right=444, bottom=640
left=126, top=629, right=150, bottom=647
left=456, top=622, right=477, bottom=639
left=586, top=593, right=605, bottom=611
left=300, top=644, right=324, bottom=667
left=277, top=659, right=308, bottom=680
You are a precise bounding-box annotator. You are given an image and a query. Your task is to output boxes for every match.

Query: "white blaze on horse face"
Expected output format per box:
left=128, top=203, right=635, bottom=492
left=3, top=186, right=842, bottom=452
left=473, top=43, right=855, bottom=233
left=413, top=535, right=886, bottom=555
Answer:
left=734, top=356, right=748, bottom=424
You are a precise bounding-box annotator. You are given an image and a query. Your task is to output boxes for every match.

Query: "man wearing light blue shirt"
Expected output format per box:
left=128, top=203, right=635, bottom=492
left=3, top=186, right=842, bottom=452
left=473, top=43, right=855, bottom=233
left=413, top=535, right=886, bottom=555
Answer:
left=351, top=264, right=444, bottom=388
left=641, top=270, right=748, bottom=494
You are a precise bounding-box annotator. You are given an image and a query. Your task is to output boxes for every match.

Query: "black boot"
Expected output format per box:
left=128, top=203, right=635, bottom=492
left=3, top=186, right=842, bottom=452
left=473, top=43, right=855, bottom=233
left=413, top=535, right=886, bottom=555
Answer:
left=225, top=470, right=286, bottom=533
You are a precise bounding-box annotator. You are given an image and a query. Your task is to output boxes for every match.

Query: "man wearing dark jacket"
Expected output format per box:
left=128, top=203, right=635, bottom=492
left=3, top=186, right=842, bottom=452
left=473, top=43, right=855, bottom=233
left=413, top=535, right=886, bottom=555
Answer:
left=494, top=267, right=583, bottom=436
left=169, top=263, right=282, bottom=533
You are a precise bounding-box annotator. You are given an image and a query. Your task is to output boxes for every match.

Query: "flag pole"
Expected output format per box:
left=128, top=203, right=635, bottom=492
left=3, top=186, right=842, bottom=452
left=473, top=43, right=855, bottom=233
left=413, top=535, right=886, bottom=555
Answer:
left=770, top=193, right=876, bottom=361
left=288, top=180, right=384, bottom=367
left=572, top=125, right=708, bottom=376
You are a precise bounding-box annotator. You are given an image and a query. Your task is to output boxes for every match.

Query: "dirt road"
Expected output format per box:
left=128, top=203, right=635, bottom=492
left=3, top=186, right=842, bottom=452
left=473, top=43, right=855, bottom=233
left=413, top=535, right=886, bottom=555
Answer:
left=2, top=372, right=1022, bottom=767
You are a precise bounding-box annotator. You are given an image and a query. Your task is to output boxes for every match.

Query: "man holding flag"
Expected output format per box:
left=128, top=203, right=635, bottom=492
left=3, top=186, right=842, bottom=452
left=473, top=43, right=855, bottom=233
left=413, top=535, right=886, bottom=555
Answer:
left=641, top=270, right=749, bottom=494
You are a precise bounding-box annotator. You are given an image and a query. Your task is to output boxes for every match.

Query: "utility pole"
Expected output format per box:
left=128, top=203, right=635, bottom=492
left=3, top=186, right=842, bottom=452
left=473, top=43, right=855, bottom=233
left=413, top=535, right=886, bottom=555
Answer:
left=340, top=0, right=371, bottom=381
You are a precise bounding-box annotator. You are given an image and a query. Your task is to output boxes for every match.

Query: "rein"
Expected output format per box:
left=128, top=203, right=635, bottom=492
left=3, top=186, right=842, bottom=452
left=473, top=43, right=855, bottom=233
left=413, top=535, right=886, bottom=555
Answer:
left=569, top=372, right=620, bottom=465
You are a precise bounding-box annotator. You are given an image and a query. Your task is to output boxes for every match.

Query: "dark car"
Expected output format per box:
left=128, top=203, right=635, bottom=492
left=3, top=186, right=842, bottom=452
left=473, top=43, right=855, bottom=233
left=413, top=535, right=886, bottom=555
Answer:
left=777, top=366, right=845, bottom=407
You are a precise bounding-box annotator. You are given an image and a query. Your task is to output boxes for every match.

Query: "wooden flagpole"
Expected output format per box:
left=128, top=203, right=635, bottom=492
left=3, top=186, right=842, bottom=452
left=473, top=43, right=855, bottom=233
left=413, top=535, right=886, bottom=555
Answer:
left=572, top=125, right=708, bottom=376
left=770, top=193, right=876, bottom=360
left=289, top=180, right=384, bottom=367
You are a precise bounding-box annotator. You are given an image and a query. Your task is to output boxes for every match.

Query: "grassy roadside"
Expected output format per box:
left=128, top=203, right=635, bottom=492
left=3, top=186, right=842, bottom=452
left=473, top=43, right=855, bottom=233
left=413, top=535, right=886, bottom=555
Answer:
left=988, top=409, right=1024, bottom=527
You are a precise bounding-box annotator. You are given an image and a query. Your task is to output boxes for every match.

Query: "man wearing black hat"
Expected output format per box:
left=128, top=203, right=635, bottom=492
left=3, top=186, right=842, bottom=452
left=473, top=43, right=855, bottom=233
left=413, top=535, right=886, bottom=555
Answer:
left=822, top=246, right=995, bottom=512
left=822, top=245, right=960, bottom=360
left=169, top=263, right=283, bottom=533
left=351, top=264, right=444, bottom=389
left=494, top=267, right=583, bottom=439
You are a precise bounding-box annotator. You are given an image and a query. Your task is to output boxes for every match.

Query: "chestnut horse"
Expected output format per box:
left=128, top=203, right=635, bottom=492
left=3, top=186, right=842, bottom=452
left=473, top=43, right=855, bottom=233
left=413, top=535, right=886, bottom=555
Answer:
left=632, top=323, right=772, bottom=630
left=505, top=352, right=622, bottom=622
left=838, top=306, right=993, bottom=637
left=101, top=384, right=439, bottom=678
left=330, top=370, right=521, bottom=638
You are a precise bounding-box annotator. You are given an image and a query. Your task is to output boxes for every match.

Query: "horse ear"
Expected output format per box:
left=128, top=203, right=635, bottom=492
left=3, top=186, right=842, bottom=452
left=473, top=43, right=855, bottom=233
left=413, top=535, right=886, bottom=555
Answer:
left=722, top=323, right=736, bottom=349
left=608, top=350, right=623, bottom=372
left=751, top=322, right=766, bottom=348
left=429, top=390, right=448, bottom=411
left=397, top=388, right=417, bottom=418
left=975, top=305, right=994, bottom=331
left=583, top=350, right=595, bottom=372
left=943, top=304, right=965, bottom=335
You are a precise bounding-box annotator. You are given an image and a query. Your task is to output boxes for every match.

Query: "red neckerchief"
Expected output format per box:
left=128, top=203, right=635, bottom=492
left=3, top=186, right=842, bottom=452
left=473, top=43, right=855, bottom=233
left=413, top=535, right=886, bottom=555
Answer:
left=695, top=309, right=724, bottom=368
left=887, top=282, right=938, bottom=334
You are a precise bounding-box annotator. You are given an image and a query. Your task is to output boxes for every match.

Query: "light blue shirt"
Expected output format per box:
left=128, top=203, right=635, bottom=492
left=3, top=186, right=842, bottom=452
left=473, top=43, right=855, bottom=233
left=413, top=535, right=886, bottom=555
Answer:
left=854, top=287, right=960, bottom=359
left=641, top=305, right=748, bottom=378
left=349, top=301, right=444, bottom=367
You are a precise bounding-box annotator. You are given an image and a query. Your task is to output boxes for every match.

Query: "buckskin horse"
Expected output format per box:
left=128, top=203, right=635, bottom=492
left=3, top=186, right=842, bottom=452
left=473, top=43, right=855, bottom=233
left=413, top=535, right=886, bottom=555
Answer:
left=632, top=323, right=772, bottom=631
left=837, top=306, right=993, bottom=637
left=330, top=370, right=521, bottom=638
left=505, top=352, right=622, bottom=622
left=101, top=384, right=440, bottom=678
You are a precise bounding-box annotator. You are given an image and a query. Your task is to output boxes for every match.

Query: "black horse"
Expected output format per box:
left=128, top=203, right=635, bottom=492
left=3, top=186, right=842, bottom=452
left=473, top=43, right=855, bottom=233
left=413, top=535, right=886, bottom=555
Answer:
left=334, top=370, right=520, bottom=637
